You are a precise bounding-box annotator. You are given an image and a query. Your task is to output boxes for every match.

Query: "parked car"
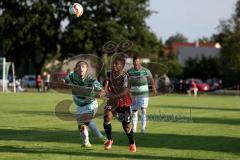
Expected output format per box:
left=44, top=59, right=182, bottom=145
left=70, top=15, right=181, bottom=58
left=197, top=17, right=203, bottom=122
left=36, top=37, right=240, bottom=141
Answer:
left=186, top=78, right=210, bottom=92
left=206, top=78, right=222, bottom=91
left=22, top=75, right=36, bottom=88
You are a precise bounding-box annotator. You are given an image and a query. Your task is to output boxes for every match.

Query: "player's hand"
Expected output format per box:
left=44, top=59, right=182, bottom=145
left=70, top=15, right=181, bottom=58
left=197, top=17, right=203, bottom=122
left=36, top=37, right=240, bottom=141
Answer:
left=62, top=78, right=70, bottom=85
left=99, top=89, right=106, bottom=98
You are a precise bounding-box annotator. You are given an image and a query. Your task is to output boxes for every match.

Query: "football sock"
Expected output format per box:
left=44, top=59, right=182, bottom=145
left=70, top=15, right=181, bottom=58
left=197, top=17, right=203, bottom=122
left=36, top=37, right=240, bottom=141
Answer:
left=103, top=122, right=112, bottom=140
left=132, top=111, right=138, bottom=132
left=88, top=120, right=103, bottom=138
left=126, top=129, right=134, bottom=145
left=80, top=126, right=90, bottom=144
left=141, top=109, right=147, bottom=131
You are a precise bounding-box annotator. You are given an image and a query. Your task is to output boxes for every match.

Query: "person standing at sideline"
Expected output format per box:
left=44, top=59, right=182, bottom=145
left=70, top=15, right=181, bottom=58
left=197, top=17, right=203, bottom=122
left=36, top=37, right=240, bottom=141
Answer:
left=187, top=79, right=198, bottom=96
left=43, top=72, right=51, bottom=92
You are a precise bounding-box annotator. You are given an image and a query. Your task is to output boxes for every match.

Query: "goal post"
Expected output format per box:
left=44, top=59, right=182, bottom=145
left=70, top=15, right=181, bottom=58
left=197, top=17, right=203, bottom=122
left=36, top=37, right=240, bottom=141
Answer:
left=0, top=57, right=16, bottom=93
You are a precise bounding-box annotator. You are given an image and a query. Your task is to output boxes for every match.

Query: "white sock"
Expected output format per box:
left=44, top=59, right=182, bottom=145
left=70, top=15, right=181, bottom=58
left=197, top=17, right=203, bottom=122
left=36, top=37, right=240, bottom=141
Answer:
left=141, top=109, right=147, bottom=131
left=132, top=111, right=138, bottom=132
left=88, top=120, right=103, bottom=138
left=80, top=126, right=90, bottom=144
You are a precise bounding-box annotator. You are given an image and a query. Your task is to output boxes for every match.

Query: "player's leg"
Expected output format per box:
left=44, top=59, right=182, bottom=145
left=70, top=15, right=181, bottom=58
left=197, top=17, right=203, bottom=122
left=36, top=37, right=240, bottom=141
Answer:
left=88, top=120, right=106, bottom=142
left=140, top=96, right=149, bottom=133
left=76, top=103, right=96, bottom=147
left=76, top=111, right=92, bottom=147
left=132, top=109, right=138, bottom=132
left=194, top=88, right=198, bottom=96
left=121, top=108, right=136, bottom=152
left=78, top=123, right=91, bottom=147
left=141, top=108, right=147, bottom=133
left=187, top=89, right=191, bottom=96
left=131, top=96, right=139, bottom=133
left=87, top=104, right=106, bottom=142
left=103, top=106, right=113, bottom=150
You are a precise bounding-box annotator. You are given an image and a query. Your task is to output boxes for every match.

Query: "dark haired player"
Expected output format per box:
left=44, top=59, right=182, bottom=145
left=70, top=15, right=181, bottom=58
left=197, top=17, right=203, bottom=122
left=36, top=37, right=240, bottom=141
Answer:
left=103, top=56, right=136, bottom=152
left=64, top=60, right=106, bottom=147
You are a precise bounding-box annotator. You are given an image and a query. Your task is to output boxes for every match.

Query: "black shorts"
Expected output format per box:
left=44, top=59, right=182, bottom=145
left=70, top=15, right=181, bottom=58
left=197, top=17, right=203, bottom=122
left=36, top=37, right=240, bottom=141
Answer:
left=104, top=105, right=131, bottom=123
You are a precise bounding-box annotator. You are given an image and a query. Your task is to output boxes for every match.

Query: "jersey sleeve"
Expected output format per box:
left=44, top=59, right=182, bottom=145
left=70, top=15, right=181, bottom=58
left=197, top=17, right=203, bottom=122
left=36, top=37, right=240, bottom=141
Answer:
left=146, top=69, right=153, bottom=79
left=93, top=80, right=103, bottom=91
left=64, top=72, right=73, bottom=83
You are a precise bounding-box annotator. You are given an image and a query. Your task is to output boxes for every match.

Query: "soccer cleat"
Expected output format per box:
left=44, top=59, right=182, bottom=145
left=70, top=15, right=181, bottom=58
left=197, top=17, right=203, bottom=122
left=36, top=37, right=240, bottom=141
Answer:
left=129, top=143, right=136, bottom=152
left=104, top=139, right=113, bottom=150
left=141, top=129, right=145, bottom=133
left=99, top=136, right=108, bottom=143
left=81, top=142, right=92, bottom=148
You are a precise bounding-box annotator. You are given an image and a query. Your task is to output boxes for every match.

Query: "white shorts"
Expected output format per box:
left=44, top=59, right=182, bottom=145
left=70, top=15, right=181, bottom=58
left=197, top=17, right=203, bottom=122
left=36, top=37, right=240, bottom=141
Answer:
left=131, top=96, right=149, bottom=110
left=76, top=101, right=98, bottom=124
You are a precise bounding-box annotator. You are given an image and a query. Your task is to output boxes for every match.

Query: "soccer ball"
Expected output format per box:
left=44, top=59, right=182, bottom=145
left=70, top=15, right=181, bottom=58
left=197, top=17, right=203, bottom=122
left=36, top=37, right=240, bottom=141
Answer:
left=69, top=3, right=83, bottom=17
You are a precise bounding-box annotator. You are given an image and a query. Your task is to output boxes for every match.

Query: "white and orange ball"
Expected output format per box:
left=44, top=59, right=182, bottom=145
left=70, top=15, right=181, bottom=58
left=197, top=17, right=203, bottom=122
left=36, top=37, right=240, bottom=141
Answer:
left=69, top=3, right=83, bottom=17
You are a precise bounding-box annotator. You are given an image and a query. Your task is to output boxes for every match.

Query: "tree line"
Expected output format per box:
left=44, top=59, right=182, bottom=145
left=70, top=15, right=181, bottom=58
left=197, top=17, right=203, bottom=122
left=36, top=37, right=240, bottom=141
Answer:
left=0, top=0, right=240, bottom=86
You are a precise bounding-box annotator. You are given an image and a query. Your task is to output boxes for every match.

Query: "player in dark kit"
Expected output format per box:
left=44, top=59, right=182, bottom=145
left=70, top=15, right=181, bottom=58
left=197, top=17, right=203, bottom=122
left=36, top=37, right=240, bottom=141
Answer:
left=103, top=56, right=136, bottom=152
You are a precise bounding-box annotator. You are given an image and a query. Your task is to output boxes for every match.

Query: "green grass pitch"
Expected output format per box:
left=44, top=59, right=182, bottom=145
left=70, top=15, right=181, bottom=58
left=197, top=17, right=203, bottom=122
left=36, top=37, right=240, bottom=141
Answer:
left=0, top=92, right=240, bottom=160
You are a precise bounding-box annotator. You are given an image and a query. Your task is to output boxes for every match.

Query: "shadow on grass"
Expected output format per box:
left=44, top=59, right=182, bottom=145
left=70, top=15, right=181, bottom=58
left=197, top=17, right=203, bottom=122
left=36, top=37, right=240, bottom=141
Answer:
left=8, top=109, right=240, bottom=125
left=192, top=117, right=240, bottom=125
left=0, top=145, right=215, bottom=160
left=0, top=129, right=240, bottom=154
left=149, top=105, right=240, bottom=125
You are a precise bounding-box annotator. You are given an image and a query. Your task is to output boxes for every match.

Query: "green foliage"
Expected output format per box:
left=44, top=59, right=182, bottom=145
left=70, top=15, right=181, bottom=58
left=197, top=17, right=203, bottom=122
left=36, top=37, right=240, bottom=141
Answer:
left=159, top=58, right=183, bottom=78
left=217, top=0, right=240, bottom=86
left=1, top=92, right=240, bottom=159
left=0, top=0, right=62, bottom=75
left=165, top=33, right=188, bottom=46
left=61, top=0, right=159, bottom=58
left=157, top=39, right=165, bottom=58
left=196, top=37, right=213, bottom=43
left=183, top=56, right=222, bottom=80
left=0, top=0, right=160, bottom=75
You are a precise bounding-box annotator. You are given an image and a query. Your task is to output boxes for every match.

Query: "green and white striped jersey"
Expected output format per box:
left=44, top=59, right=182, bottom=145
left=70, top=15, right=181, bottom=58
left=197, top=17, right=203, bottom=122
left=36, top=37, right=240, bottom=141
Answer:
left=64, top=72, right=102, bottom=107
left=127, top=67, right=152, bottom=96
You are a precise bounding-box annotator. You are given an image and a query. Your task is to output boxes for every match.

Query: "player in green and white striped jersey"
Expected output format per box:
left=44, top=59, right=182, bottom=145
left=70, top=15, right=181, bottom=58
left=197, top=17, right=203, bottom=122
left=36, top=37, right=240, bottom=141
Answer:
left=127, top=55, right=157, bottom=133
left=64, top=60, right=106, bottom=147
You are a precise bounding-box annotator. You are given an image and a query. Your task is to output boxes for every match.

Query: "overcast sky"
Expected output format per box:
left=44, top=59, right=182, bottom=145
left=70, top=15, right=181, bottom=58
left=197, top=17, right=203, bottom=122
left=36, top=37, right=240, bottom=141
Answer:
left=146, top=0, right=237, bottom=42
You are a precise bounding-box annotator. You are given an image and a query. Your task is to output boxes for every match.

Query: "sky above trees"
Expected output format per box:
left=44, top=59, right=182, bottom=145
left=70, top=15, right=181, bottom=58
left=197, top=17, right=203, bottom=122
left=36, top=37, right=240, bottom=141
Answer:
left=146, top=0, right=237, bottom=42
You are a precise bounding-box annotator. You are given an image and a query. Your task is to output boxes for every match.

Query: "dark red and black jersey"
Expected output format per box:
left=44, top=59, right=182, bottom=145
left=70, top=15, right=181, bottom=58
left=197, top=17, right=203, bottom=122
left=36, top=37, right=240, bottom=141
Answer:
left=106, top=71, right=132, bottom=108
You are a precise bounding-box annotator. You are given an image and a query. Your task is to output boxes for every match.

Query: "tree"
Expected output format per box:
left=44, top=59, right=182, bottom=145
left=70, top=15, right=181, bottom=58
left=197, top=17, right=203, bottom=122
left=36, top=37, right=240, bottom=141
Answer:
left=61, top=0, right=159, bottom=58
left=166, top=59, right=183, bottom=78
left=0, top=0, right=160, bottom=76
left=165, top=33, right=188, bottom=47
left=183, top=56, right=221, bottom=80
left=217, top=0, right=240, bottom=86
left=196, top=37, right=213, bottom=43
left=0, top=0, right=66, bottom=75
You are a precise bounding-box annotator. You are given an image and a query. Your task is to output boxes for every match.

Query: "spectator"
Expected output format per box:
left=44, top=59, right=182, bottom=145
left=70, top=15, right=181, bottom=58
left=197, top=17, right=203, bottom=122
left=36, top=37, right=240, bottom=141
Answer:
left=187, top=79, right=198, bottom=96
left=43, top=72, right=50, bottom=92
left=36, top=75, right=43, bottom=92
left=179, top=79, right=184, bottom=93
left=16, top=79, right=25, bottom=92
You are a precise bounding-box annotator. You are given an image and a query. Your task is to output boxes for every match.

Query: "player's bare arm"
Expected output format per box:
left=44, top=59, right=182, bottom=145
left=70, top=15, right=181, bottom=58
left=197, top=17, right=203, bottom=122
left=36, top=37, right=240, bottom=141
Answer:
left=149, top=77, right=157, bottom=96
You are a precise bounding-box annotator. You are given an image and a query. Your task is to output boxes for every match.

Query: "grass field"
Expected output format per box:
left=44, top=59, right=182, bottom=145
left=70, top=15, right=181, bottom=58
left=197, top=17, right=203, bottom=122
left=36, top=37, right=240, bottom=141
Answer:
left=0, top=92, right=240, bottom=160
